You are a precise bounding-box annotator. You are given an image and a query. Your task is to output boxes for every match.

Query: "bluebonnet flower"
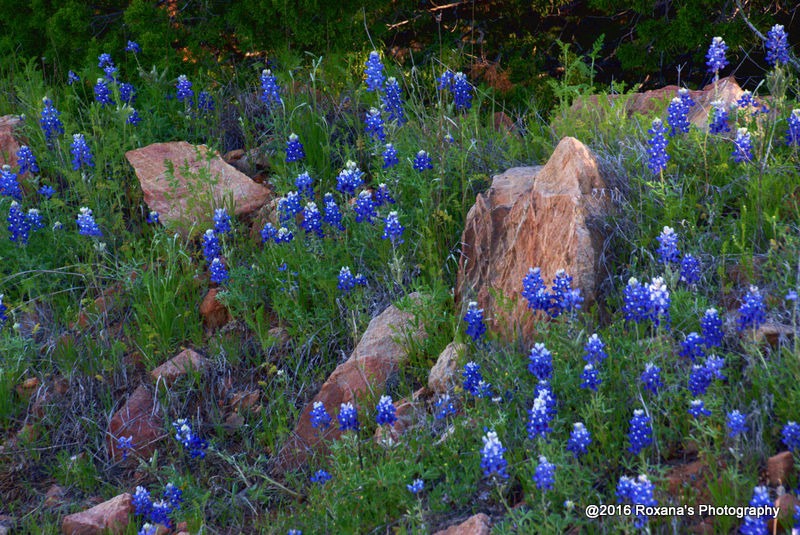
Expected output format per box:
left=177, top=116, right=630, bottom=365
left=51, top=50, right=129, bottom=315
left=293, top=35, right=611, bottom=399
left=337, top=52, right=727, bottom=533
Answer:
left=364, top=51, right=385, bottom=92
left=738, top=90, right=756, bottom=109
left=522, top=267, right=550, bottom=312
left=740, top=516, right=768, bottom=535
left=364, top=108, right=386, bottom=142
left=176, top=75, right=194, bottom=105
left=567, top=422, right=592, bottom=458
left=285, top=133, right=305, bottom=163
left=173, top=418, right=208, bottom=458
left=733, top=128, right=754, bottom=163
left=275, top=227, right=294, bottom=243
left=706, top=36, right=729, bottom=74
left=434, top=394, right=457, bottom=419
left=450, top=72, right=473, bottom=111
left=337, top=266, right=366, bottom=293
left=678, top=87, right=695, bottom=109
left=310, top=469, right=332, bottom=485
left=786, top=109, right=800, bottom=147
left=738, top=286, right=766, bottom=331
left=533, top=456, right=555, bottom=490
left=375, top=395, right=397, bottom=426
left=0, top=294, right=6, bottom=331
left=40, top=97, right=64, bottom=141
left=407, top=478, right=424, bottom=494
left=688, top=364, right=713, bottom=396
left=338, top=402, right=359, bottom=432
left=680, top=254, right=701, bottom=285
left=701, top=308, right=724, bottom=348
left=705, top=355, right=726, bottom=380
left=463, top=301, right=486, bottom=342
left=535, top=381, right=557, bottom=417
left=138, top=524, right=157, bottom=535
left=301, top=202, right=323, bottom=237
left=667, top=96, right=691, bottom=136
left=38, top=185, right=55, bottom=199
left=616, top=476, right=636, bottom=503
left=527, top=390, right=554, bottom=440
left=782, top=421, right=800, bottom=451
left=209, top=258, right=229, bottom=284
left=197, top=91, right=214, bottom=113
left=647, top=118, right=670, bottom=175
left=133, top=486, right=152, bottom=517
left=16, top=146, right=38, bottom=175
left=688, top=399, right=712, bottom=419
left=438, top=70, right=455, bottom=91
left=381, top=210, right=404, bottom=245
left=579, top=364, right=601, bottom=391
left=287, top=531, right=302, bottom=535
left=309, top=401, right=332, bottom=430
left=656, top=226, right=680, bottom=264
left=750, top=485, right=771, bottom=508
left=583, top=333, right=607, bottom=365
left=115, top=436, right=133, bottom=460
left=26, top=209, right=43, bottom=232
left=213, top=208, right=232, bottom=234
left=118, top=82, right=136, bottom=105
left=630, top=475, right=658, bottom=529
left=527, top=343, right=553, bottom=381
left=125, top=40, right=141, bottom=54
left=0, top=166, right=22, bottom=200
left=462, top=361, right=488, bottom=397
left=480, top=430, right=509, bottom=479
left=354, top=190, right=377, bottom=224
left=76, top=207, right=102, bottom=237
left=726, top=410, right=746, bottom=438
left=549, top=269, right=583, bottom=317
left=70, top=134, right=94, bottom=170
left=127, top=108, right=141, bottom=125
left=381, top=77, right=406, bottom=124
left=374, top=183, right=395, bottom=206
left=680, top=332, right=706, bottom=361
left=67, top=70, right=80, bottom=85
left=98, top=53, right=114, bottom=70
left=201, top=229, right=221, bottom=263
left=709, top=101, right=731, bottom=134
left=412, top=150, right=433, bottom=172
left=295, top=172, right=314, bottom=199
left=382, top=143, right=399, bottom=168
left=322, top=193, right=344, bottom=231
left=146, top=211, right=160, bottom=224
left=7, top=202, right=31, bottom=244
left=627, top=409, right=652, bottom=455
left=260, top=69, right=282, bottom=109
left=787, top=290, right=799, bottom=302
left=335, top=160, right=364, bottom=195
left=648, top=276, right=670, bottom=327
left=641, top=363, right=663, bottom=395
left=93, top=78, right=114, bottom=107
left=766, top=24, right=790, bottom=66
left=278, top=191, right=302, bottom=224
left=623, top=278, right=651, bottom=324
left=163, top=483, right=182, bottom=511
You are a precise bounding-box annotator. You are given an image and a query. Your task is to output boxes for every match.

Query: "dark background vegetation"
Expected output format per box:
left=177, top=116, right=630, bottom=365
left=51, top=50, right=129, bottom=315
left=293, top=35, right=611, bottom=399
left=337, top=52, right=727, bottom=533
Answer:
left=1, top=1, right=796, bottom=103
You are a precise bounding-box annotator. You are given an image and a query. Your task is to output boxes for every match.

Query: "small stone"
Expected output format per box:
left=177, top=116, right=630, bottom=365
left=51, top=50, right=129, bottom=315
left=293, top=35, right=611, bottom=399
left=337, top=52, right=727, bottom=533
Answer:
left=150, top=348, right=207, bottom=386
left=767, top=451, right=794, bottom=486
left=428, top=342, right=465, bottom=395
left=433, top=513, right=491, bottom=535
left=44, top=484, right=67, bottom=508
left=61, top=493, right=133, bottom=535
left=200, top=288, right=231, bottom=330
left=107, top=386, right=163, bottom=461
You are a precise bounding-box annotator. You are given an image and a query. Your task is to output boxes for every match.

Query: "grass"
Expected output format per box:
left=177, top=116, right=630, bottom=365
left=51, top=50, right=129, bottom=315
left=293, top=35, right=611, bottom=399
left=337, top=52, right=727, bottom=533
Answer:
left=0, top=35, right=798, bottom=534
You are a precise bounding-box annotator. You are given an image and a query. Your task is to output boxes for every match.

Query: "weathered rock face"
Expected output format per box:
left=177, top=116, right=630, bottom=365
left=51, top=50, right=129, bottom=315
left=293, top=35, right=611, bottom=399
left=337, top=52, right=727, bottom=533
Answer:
left=433, top=513, right=491, bottom=535
left=456, top=136, right=610, bottom=341
left=277, top=294, right=425, bottom=470
left=106, top=386, right=163, bottom=461
left=150, top=348, right=207, bottom=386
left=125, top=142, right=271, bottom=235
left=428, top=342, right=465, bottom=395
left=61, top=493, right=133, bottom=535
left=0, top=116, right=22, bottom=168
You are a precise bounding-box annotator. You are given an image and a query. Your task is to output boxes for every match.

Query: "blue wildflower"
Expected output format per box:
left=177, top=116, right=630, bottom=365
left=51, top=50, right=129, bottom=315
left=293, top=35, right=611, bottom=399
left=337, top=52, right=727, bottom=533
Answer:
left=338, top=402, right=359, bottom=432
left=335, top=161, right=364, bottom=194
left=786, top=109, right=800, bottom=147
left=0, top=295, right=8, bottom=331
left=364, top=51, right=385, bottom=92
left=213, top=207, right=232, bottom=234
left=533, top=456, right=555, bottom=491
left=274, top=226, right=294, bottom=244
left=374, top=183, right=395, bottom=207
left=260, top=69, right=282, bottom=109
left=201, top=229, right=221, bottom=264
left=364, top=107, right=386, bottom=142
left=67, top=70, right=80, bottom=85
left=0, top=166, right=22, bottom=200
left=310, top=401, right=332, bottom=430
left=310, top=469, right=332, bottom=485
left=535, top=381, right=557, bottom=417
left=705, top=355, right=726, bottom=380
left=701, top=308, right=724, bottom=348
left=295, top=172, right=314, bottom=199
left=656, top=226, right=680, bottom=264
left=38, top=185, right=55, bottom=199
left=197, top=91, right=214, bottom=113
left=412, top=150, right=433, bottom=172
left=176, top=75, right=194, bottom=105
left=738, top=286, right=766, bottom=331
left=322, top=193, right=345, bottom=231
left=549, top=269, right=583, bottom=317
left=285, top=133, right=305, bottom=163
left=733, top=128, right=754, bottom=163
left=98, top=53, right=114, bottom=69
left=451, top=72, right=473, bottom=111
left=172, top=418, right=208, bottom=458
left=688, top=399, right=712, bottom=419
left=782, top=421, right=800, bottom=451
left=337, top=266, right=366, bottom=293
left=146, top=211, right=160, bottom=224
left=579, top=363, right=601, bottom=391
left=133, top=486, right=152, bottom=517
left=630, top=475, right=658, bottom=529
left=641, top=363, right=663, bottom=395
left=40, top=97, right=64, bottom=141
left=118, top=82, right=136, bottom=105
left=76, top=207, right=102, bottom=237
left=648, top=276, right=670, bottom=328
left=7, top=202, right=31, bottom=244
left=740, top=516, right=768, bottom=535
left=480, top=430, right=509, bottom=480
left=354, top=190, right=377, bottom=224
left=527, top=390, right=554, bottom=440
left=567, top=422, right=591, bottom=458
left=766, top=24, right=790, bottom=66
left=709, top=101, right=731, bottom=134
left=680, top=332, right=706, bottom=361
left=115, top=436, right=133, bottom=460
left=381, top=210, right=404, bottom=245
left=527, top=343, right=553, bottom=381
left=434, top=394, right=457, bottom=420
left=127, top=108, right=141, bottom=125
left=278, top=191, right=302, bottom=224
left=301, top=201, right=323, bottom=237
left=125, top=40, right=141, bottom=54
left=583, top=333, right=607, bottom=365
left=463, top=301, right=486, bottom=342
left=688, top=364, right=713, bottom=396
left=163, top=483, right=182, bottom=510
left=706, top=36, right=729, bottom=74
left=209, top=258, right=229, bottom=284
left=375, top=395, right=397, bottom=426
left=623, top=277, right=651, bottom=324
left=70, top=134, right=94, bottom=170
left=726, top=410, right=746, bottom=438
left=462, top=361, right=488, bottom=397
left=16, top=146, right=38, bottom=175
left=616, top=476, right=636, bottom=503
left=522, top=267, right=550, bottom=312
left=680, top=254, right=701, bottom=285
left=666, top=96, right=691, bottom=136
left=381, top=77, right=406, bottom=124
left=647, top=118, right=670, bottom=175
left=382, top=143, right=399, bottom=168
left=407, top=478, right=424, bottom=494
left=259, top=223, right=274, bottom=243
left=438, top=70, right=455, bottom=91
left=627, top=409, right=652, bottom=455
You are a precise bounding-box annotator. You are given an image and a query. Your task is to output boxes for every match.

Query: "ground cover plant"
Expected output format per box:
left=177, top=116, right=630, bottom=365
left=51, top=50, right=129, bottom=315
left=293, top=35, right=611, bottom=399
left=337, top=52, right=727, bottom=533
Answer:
left=0, top=17, right=798, bottom=535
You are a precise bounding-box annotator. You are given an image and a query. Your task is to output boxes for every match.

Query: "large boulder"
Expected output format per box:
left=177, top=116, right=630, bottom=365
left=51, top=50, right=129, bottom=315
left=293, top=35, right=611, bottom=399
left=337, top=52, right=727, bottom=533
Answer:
left=61, top=493, right=133, bottom=534
left=456, top=136, right=610, bottom=341
left=0, top=116, right=22, bottom=167
left=106, top=386, right=163, bottom=462
left=125, top=142, right=271, bottom=236
left=277, top=294, right=425, bottom=470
